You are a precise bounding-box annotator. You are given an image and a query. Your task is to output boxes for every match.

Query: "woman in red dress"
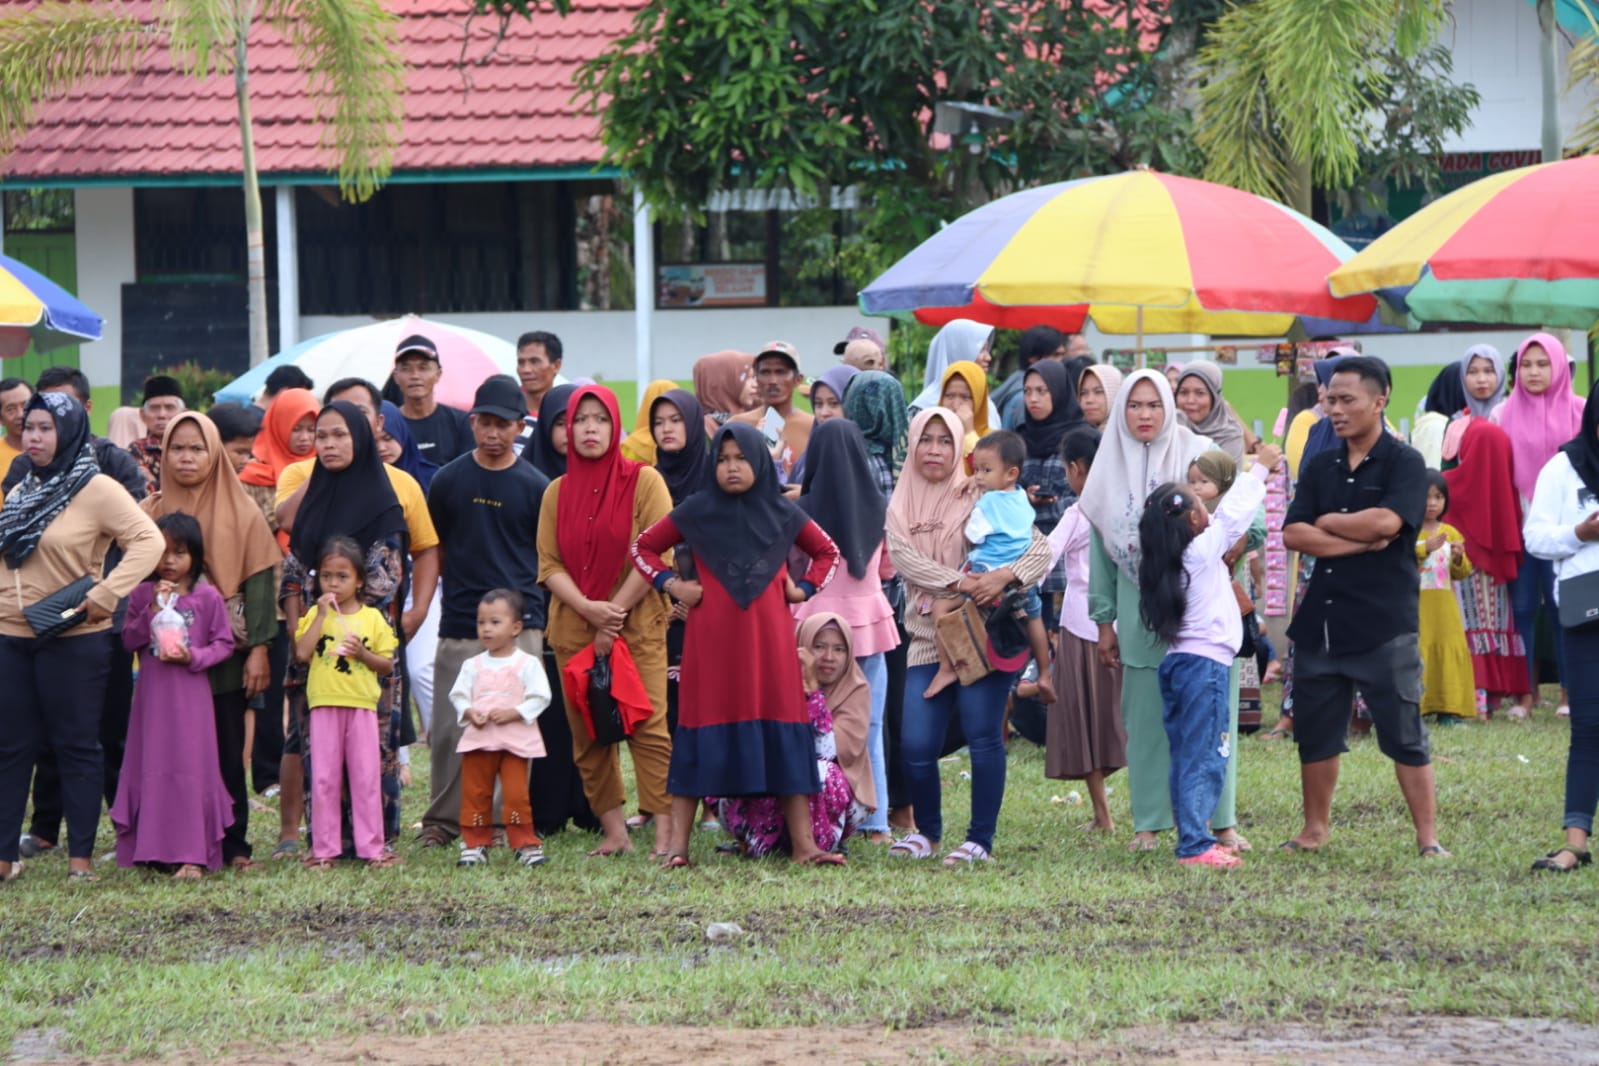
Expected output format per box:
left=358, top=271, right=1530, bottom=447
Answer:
left=631, top=421, right=841, bottom=867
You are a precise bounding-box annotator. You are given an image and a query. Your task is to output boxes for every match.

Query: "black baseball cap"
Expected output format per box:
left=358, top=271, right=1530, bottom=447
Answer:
left=470, top=375, right=526, bottom=421
left=394, top=334, right=440, bottom=363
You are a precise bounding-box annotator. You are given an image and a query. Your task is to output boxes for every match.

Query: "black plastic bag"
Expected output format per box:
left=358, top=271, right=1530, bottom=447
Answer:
left=588, top=653, right=626, bottom=746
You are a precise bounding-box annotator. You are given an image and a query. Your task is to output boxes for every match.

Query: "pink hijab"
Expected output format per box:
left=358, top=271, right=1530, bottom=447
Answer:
left=886, top=407, right=973, bottom=570
left=1495, top=333, right=1585, bottom=501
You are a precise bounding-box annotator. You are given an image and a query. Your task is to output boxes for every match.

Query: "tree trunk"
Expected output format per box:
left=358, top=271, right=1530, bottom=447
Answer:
left=234, top=0, right=270, bottom=366
left=1285, top=156, right=1313, bottom=217
left=1539, top=0, right=1562, bottom=162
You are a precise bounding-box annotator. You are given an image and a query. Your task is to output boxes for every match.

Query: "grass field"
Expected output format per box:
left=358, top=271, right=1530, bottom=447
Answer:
left=3, top=700, right=1597, bottom=1061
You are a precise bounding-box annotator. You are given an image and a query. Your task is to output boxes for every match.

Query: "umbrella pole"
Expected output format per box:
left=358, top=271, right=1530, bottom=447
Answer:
left=1137, top=306, right=1145, bottom=368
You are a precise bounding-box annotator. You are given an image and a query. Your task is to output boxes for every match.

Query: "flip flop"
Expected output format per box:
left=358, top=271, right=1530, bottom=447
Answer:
left=0, top=861, right=21, bottom=884
left=1418, top=844, right=1452, bottom=859
left=1277, top=840, right=1321, bottom=853
left=661, top=853, right=692, bottom=869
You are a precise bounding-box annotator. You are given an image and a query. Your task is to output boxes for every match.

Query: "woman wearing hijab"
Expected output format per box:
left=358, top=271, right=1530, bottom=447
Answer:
left=0, top=392, right=163, bottom=883
left=529, top=383, right=577, bottom=480
left=692, top=350, right=757, bottom=434
left=1076, top=364, right=1123, bottom=431
left=1082, top=370, right=1251, bottom=853
left=240, top=387, right=320, bottom=550
left=909, top=319, right=999, bottom=426
left=1174, top=362, right=1246, bottom=462
left=377, top=401, right=439, bottom=494
left=619, top=380, right=678, bottom=465
left=1288, top=353, right=1354, bottom=482
left=537, top=385, right=676, bottom=858
left=717, top=614, right=873, bottom=856
left=283, top=402, right=412, bottom=854
left=884, top=408, right=1053, bottom=865
left=631, top=421, right=842, bottom=867
left=786, top=366, right=859, bottom=489
left=1441, top=420, right=1531, bottom=716
left=842, top=371, right=908, bottom=499
left=1411, top=363, right=1471, bottom=470
left=1019, top=360, right=1085, bottom=623
left=793, top=419, right=899, bottom=842
left=938, top=361, right=990, bottom=460
left=144, top=412, right=283, bottom=868
left=1496, top=333, right=1587, bottom=718
left=1524, top=380, right=1599, bottom=871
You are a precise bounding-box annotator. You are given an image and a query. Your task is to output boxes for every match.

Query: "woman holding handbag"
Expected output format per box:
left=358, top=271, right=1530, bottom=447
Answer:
left=537, top=384, right=675, bottom=860
left=0, top=392, right=163, bottom=883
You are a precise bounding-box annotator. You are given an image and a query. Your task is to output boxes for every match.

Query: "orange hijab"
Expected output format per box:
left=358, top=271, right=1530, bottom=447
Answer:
left=240, top=388, right=319, bottom=489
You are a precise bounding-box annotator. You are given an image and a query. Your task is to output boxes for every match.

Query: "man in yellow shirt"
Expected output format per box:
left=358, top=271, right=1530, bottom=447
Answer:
left=0, top=376, right=31, bottom=473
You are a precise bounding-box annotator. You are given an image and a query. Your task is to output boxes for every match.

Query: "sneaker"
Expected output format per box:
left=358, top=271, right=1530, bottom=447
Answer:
left=1177, top=845, right=1242, bottom=868
left=515, top=845, right=547, bottom=867
left=457, top=846, right=489, bottom=867
left=18, top=834, right=56, bottom=859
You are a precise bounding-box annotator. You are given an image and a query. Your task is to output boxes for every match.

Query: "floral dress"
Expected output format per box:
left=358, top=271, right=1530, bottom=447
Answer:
left=713, top=691, right=865, bottom=857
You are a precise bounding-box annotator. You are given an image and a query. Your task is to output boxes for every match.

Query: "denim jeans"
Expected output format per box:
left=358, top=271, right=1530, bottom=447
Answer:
left=1157, top=653, right=1232, bottom=859
left=857, top=652, right=890, bottom=833
left=1512, top=552, right=1564, bottom=692
left=1561, top=625, right=1599, bottom=834
left=902, top=664, right=1015, bottom=852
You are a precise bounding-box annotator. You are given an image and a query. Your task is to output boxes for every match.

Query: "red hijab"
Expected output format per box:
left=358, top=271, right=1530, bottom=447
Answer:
left=1442, top=419, right=1522, bottom=584
left=556, top=385, right=645, bottom=601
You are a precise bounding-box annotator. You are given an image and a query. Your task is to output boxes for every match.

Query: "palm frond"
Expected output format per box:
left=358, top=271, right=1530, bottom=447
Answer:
left=264, top=0, right=405, bottom=202
left=1194, top=0, right=1290, bottom=200
left=1567, top=31, right=1599, bottom=155
left=161, top=0, right=248, bottom=79
left=0, top=3, right=152, bottom=158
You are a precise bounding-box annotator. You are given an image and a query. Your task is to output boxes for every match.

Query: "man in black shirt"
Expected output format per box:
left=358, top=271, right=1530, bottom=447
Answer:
left=393, top=334, right=473, bottom=465
left=418, top=375, right=550, bottom=846
left=1282, top=355, right=1445, bottom=857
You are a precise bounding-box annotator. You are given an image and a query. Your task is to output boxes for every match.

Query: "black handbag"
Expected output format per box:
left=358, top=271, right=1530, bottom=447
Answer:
left=1558, top=571, right=1599, bottom=629
left=586, top=653, right=627, bottom=746
left=21, top=574, right=96, bottom=640
left=984, top=589, right=1031, bottom=662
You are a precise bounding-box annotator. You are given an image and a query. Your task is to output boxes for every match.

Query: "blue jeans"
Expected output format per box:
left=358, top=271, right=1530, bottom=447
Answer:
left=1512, top=552, right=1565, bottom=692
left=1561, top=625, right=1599, bottom=834
left=1157, top=653, right=1232, bottom=859
left=857, top=652, right=890, bottom=833
left=902, top=664, right=1015, bottom=852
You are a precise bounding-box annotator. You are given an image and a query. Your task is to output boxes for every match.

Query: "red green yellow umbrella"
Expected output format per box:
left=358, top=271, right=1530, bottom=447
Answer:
left=1328, top=155, right=1599, bottom=328
left=859, top=169, right=1378, bottom=338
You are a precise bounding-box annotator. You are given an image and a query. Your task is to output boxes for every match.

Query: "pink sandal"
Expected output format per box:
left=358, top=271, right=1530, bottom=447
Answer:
left=889, top=833, right=935, bottom=859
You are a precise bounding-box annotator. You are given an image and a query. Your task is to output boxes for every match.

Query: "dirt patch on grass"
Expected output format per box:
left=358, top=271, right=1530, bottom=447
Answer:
left=51, top=1017, right=1597, bottom=1065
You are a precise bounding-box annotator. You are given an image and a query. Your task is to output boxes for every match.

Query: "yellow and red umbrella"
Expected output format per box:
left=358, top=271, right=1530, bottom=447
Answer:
left=859, top=170, right=1378, bottom=338
left=1329, top=155, right=1599, bottom=328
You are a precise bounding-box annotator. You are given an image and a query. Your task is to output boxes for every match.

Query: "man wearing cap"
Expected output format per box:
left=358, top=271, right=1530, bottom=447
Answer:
left=732, top=340, right=815, bottom=482
left=393, top=334, right=474, bottom=465
left=418, top=374, right=552, bottom=847
left=127, top=374, right=186, bottom=491
left=835, top=326, right=887, bottom=372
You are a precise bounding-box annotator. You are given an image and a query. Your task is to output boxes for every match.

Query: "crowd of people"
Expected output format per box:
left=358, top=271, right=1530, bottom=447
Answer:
left=2, top=319, right=1598, bottom=883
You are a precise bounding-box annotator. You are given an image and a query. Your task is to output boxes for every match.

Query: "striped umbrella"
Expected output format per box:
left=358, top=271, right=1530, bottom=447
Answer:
left=859, top=170, right=1379, bottom=340
left=0, top=252, right=102, bottom=358
left=1328, top=155, right=1599, bottom=329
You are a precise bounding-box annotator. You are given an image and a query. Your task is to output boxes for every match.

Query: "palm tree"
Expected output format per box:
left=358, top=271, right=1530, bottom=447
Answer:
left=0, top=0, right=406, bottom=367
left=1192, top=0, right=1448, bottom=213
left=1562, top=0, right=1599, bottom=156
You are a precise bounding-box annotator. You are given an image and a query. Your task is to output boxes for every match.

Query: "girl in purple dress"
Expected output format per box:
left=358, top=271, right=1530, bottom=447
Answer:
left=111, top=513, right=237, bottom=878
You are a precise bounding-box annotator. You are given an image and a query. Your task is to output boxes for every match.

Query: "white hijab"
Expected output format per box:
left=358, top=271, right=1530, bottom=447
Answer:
left=1078, top=368, right=1213, bottom=579
left=910, top=319, right=1001, bottom=429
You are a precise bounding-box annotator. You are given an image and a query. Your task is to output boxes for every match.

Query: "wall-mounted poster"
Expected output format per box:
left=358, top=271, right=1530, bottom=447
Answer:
left=658, top=264, right=766, bottom=307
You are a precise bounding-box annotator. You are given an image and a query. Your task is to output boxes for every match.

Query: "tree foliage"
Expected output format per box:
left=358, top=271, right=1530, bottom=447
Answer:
left=1566, top=0, right=1599, bottom=156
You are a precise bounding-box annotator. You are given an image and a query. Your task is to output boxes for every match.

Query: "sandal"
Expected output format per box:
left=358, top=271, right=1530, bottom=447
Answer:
left=1258, top=728, right=1291, bottom=741
left=888, top=833, right=935, bottom=859
left=661, top=852, right=692, bottom=869
left=66, top=868, right=99, bottom=883
left=416, top=825, right=454, bottom=848
left=302, top=857, right=336, bottom=872
left=1531, top=846, right=1590, bottom=872
left=366, top=853, right=403, bottom=869
left=942, top=841, right=993, bottom=866
left=1277, top=839, right=1321, bottom=853
left=0, top=861, right=21, bottom=884
left=173, top=864, right=204, bottom=880
left=1126, top=834, right=1159, bottom=853
left=515, top=846, right=547, bottom=867
left=1418, top=844, right=1452, bottom=859
left=625, top=813, right=653, bottom=831
left=227, top=856, right=257, bottom=871
left=1215, top=830, right=1252, bottom=853
left=271, top=839, right=304, bottom=860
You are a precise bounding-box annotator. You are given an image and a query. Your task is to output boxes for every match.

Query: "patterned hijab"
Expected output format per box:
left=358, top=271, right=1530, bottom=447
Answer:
left=842, top=370, right=909, bottom=481
left=0, top=391, right=99, bottom=567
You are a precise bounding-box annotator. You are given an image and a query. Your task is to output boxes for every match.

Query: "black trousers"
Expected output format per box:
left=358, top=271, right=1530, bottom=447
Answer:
left=529, top=648, right=600, bottom=837
left=250, top=625, right=289, bottom=793
left=214, top=688, right=253, bottom=862
left=0, top=632, right=113, bottom=862
left=27, top=640, right=134, bottom=844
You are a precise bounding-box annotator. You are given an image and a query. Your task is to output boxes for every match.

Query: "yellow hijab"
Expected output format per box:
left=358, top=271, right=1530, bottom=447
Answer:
left=940, top=360, right=990, bottom=457
left=619, top=379, right=678, bottom=464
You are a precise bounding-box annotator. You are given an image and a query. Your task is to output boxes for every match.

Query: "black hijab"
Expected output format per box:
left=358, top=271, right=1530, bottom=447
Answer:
left=799, top=419, right=884, bottom=580
left=669, top=420, right=808, bottom=609
left=652, top=389, right=711, bottom=505
left=529, top=384, right=576, bottom=480
left=1017, top=360, right=1084, bottom=460
left=1423, top=362, right=1469, bottom=417
left=0, top=392, right=100, bottom=567
left=1561, top=381, right=1599, bottom=500
left=288, top=401, right=407, bottom=569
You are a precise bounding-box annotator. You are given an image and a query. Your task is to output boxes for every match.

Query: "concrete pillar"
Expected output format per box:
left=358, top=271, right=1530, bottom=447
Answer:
left=633, top=186, right=653, bottom=387
left=275, top=185, right=299, bottom=352
left=73, top=186, right=136, bottom=399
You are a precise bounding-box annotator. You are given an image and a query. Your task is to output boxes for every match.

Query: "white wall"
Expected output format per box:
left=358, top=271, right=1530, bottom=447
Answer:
left=301, top=306, right=867, bottom=384
left=1445, top=0, right=1599, bottom=151
left=73, top=186, right=136, bottom=393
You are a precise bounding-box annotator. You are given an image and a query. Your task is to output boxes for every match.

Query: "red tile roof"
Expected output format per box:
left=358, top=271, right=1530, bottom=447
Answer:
left=0, top=0, right=642, bottom=182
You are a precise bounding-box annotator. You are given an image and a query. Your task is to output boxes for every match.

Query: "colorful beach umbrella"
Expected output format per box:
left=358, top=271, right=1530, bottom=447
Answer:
left=0, top=252, right=103, bottom=358
left=859, top=170, right=1379, bottom=338
left=1328, top=155, right=1599, bottom=329
left=213, top=314, right=516, bottom=409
